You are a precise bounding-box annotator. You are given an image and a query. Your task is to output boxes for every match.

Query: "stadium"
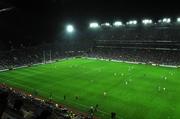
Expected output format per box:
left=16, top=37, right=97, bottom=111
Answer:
left=0, top=1, right=180, bottom=119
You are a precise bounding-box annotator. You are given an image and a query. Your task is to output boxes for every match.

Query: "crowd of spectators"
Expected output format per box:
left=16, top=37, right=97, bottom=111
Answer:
left=0, top=84, right=96, bottom=119
left=0, top=45, right=84, bottom=70
left=0, top=49, right=43, bottom=70
left=88, top=48, right=180, bottom=66
left=88, top=25, right=180, bottom=66
left=92, top=25, right=180, bottom=42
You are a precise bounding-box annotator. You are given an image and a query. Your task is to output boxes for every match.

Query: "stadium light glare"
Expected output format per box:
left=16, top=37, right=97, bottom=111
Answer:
left=158, top=18, right=171, bottom=24
left=177, top=17, right=180, bottom=22
left=162, top=18, right=171, bottom=23
left=142, top=19, right=153, bottom=25
left=66, top=25, right=74, bottom=33
left=158, top=20, right=162, bottom=23
left=89, top=22, right=99, bottom=28
left=113, top=21, right=123, bottom=27
left=126, top=20, right=137, bottom=25
left=101, top=22, right=111, bottom=27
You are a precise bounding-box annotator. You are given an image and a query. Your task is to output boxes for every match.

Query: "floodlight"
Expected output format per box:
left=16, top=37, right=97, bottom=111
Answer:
left=101, top=22, right=111, bottom=27
left=162, top=18, right=166, bottom=22
left=127, top=20, right=137, bottom=25
left=167, top=19, right=171, bottom=23
left=89, top=22, right=99, bottom=28
left=129, top=21, right=132, bottom=24
left=133, top=20, right=137, bottom=24
left=66, top=25, right=74, bottom=33
left=113, top=21, right=123, bottom=26
left=105, top=23, right=110, bottom=26
left=177, top=18, right=180, bottom=22
left=162, top=18, right=171, bottom=23
left=142, top=19, right=152, bottom=25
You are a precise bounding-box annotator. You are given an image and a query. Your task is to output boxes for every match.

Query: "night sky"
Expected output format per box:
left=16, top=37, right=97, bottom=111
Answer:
left=0, top=0, right=180, bottom=50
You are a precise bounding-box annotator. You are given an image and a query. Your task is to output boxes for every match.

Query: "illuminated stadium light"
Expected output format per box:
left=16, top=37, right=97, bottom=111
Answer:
left=126, top=20, right=137, bottom=25
left=66, top=25, right=74, bottom=33
left=89, top=22, right=99, bottom=28
left=158, top=18, right=171, bottom=24
left=163, top=18, right=171, bottom=23
left=158, top=20, right=162, bottom=23
left=161, top=18, right=171, bottom=23
left=177, top=17, right=180, bottom=22
left=101, top=22, right=111, bottom=27
left=113, top=21, right=123, bottom=27
left=142, top=19, right=153, bottom=25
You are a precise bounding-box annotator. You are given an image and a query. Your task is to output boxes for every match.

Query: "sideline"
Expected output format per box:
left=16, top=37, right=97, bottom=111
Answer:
left=83, top=57, right=179, bottom=68
left=0, top=56, right=179, bottom=72
left=0, top=57, right=72, bottom=72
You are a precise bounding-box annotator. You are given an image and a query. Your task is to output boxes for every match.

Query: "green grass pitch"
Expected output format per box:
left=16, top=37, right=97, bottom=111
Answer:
left=0, top=58, right=180, bottom=119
